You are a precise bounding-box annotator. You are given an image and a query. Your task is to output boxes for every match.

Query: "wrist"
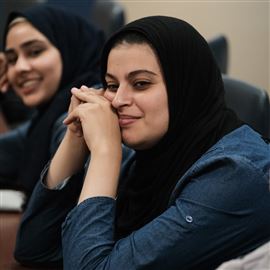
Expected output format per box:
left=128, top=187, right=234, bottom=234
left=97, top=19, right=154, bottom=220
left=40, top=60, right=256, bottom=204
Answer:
left=91, top=141, right=122, bottom=160
left=78, top=146, right=122, bottom=203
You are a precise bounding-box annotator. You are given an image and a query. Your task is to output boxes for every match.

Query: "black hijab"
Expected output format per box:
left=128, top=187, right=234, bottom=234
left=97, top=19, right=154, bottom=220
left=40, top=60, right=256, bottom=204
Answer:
left=101, top=16, right=243, bottom=239
left=3, top=5, right=105, bottom=196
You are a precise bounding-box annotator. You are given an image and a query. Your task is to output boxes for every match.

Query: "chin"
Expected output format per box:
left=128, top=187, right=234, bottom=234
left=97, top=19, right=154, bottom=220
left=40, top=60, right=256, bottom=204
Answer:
left=122, top=130, right=152, bottom=150
left=123, top=138, right=148, bottom=150
left=21, top=97, right=43, bottom=108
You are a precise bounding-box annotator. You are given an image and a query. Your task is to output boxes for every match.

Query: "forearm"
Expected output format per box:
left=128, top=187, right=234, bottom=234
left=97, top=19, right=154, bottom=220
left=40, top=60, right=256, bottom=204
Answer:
left=46, top=130, right=89, bottom=188
left=15, top=168, right=85, bottom=267
left=78, top=145, right=122, bottom=203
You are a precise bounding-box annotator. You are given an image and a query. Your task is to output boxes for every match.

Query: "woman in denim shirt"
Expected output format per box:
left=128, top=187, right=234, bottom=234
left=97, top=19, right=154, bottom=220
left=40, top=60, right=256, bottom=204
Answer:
left=15, top=16, right=270, bottom=269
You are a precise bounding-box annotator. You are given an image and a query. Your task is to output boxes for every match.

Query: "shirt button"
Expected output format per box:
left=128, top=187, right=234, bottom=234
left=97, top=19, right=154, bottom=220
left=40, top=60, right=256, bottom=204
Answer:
left=185, top=215, right=193, bottom=223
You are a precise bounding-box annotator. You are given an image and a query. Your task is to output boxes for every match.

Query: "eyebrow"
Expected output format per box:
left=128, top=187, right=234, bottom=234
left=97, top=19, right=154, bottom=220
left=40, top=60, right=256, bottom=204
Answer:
left=4, top=39, right=45, bottom=55
left=105, top=69, right=158, bottom=80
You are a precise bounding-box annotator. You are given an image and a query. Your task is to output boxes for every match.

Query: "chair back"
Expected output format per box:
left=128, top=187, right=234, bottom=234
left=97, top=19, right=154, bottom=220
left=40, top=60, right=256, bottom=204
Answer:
left=208, top=35, right=229, bottom=74
left=91, top=0, right=125, bottom=38
left=223, top=75, right=270, bottom=138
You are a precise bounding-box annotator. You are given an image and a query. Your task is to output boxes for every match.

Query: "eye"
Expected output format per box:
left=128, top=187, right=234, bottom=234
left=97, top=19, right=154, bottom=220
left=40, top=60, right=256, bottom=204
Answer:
left=6, top=54, right=17, bottom=66
left=134, top=80, right=151, bottom=90
left=106, top=83, right=119, bottom=92
left=27, top=47, right=45, bottom=58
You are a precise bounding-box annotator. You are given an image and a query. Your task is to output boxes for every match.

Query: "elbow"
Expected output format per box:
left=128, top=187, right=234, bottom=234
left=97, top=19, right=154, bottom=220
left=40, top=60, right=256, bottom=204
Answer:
left=14, top=239, right=33, bottom=265
left=14, top=243, right=62, bottom=268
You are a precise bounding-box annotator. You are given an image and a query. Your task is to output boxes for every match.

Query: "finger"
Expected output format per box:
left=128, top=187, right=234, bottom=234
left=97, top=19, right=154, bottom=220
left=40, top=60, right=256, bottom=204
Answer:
left=74, top=121, right=83, bottom=137
left=63, top=110, right=81, bottom=125
left=69, top=123, right=83, bottom=137
left=63, top=112, right=83, bottom=136
left=0, top=77, right=9, bottom=93
left=63, top=116, right=75, bottom=125
left=71, top=90, right=81, bottom=105
left=68, top=90, right=82, bottom=114
left=80, top=85, right=105, bottom=96
left=0, top=84, right=8, bottom=93
left=71, top=88, right=105, bottom=103
left=0, top=54, right=7, bottom=77
left=0, top=66, right=6, bottom=77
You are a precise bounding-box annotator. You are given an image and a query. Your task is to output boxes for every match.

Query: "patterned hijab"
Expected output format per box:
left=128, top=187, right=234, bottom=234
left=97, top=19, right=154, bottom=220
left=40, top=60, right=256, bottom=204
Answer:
left=3, top=5, right=105, bottom=196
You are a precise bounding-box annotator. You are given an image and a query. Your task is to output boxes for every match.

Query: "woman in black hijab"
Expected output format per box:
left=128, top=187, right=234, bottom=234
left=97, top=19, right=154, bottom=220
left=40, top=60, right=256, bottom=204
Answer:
left=0, top=5, right=105, bottom=202
left=14, top=16, right=270, bottom=269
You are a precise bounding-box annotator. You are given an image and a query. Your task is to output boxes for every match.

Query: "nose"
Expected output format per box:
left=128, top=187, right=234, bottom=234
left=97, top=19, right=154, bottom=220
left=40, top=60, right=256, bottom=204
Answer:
left=111, top=85, right=133, bottom=109
left=14, top=55, right=31, bottom=73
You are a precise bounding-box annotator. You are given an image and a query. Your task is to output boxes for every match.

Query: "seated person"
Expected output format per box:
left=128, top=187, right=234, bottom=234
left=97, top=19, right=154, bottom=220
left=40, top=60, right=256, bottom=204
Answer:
left=0, top=5, right=105, bottom=204
left=14, top=16, right=270, bottom=269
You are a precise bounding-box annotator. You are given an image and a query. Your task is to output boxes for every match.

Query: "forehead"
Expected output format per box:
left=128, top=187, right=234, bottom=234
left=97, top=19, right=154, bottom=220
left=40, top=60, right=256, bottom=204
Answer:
left=6, top=21, right=49, bottom=49
left=107, top=43, right=161, bottom=74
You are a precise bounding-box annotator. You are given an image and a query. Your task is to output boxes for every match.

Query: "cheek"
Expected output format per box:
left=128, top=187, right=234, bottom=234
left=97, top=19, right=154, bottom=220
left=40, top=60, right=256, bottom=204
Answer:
left=148, top=94, right=169, bottom=132
left=43, top=55, right=62, bottom=88
left=104, top=90, right=115, bottom=102
left=149, top=106, right=169, bottom=131
left=44, top=59, right=61, bottom=77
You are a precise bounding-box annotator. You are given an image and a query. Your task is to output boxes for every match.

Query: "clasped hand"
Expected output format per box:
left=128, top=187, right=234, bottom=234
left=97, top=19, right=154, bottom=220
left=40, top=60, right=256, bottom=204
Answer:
left=63, top=86, right=121, bottom=153
left=0, top=53, right=9, bottom=93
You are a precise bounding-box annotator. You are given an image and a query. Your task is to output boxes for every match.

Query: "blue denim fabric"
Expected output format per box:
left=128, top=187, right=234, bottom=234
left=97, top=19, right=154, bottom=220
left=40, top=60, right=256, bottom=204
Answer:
left=15, top=125, right=270, bottom=269
left=62, top=125, right=270, bottom=269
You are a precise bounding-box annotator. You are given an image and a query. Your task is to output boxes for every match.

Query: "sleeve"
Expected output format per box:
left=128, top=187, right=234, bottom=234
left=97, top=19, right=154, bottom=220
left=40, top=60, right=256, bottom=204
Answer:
left=0, top=122, right=30, bottom=188
left=14, top=165, right=85, bottom=268
left=49, top=113, right=67, bottom=157
left=13, top=145, right=134, bottom=267
left=62, top=155, right=270, bottom=270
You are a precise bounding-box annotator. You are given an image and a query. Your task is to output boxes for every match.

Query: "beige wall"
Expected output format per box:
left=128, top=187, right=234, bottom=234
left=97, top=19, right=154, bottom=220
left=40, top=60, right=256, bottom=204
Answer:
left=119, top=0, right=269, bottom=93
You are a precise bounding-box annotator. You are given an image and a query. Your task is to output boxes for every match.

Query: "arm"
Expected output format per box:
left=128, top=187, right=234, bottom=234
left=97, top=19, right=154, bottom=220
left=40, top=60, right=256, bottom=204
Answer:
left=46, top=93, right=89, bottom=189
left=14, top=166, right=85, bottom=268
left=0, top=52, right=27, bottom=179
left=0, top=52, right=9, bottom=93
left=14, top=86, right=121, bottom=266
left=63, top=87, right=122, bottom=202
left=62, top=155, right=270, bottom=270
left=14, top=144, right=133, bottom=268
left=14, top=126, right=88, bottom=266
left=14, top=93, right=89, bottom=266
left=0, top=52, right=10, bottom=132
left=0, top=122, right=29, bottom=188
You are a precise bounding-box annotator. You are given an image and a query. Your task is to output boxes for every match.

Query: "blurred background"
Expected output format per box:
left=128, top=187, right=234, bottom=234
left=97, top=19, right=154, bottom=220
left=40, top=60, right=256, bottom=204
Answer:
left=120, top=0, right=269, bottom=94
left=0, top=0, right=269, bottom=94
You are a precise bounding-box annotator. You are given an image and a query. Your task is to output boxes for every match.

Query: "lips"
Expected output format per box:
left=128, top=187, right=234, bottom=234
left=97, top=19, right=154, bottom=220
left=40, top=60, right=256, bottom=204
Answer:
left=118, top=114, right=140, bottom=127
left=17, top=78, right=41, bottom=94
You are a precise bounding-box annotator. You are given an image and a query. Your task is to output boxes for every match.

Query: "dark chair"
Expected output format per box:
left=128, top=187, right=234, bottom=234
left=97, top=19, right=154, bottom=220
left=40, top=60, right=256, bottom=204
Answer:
left=208, top=35, right=229, bottom=74
left=90, top=0, right=126, bottom=38
left=223, top=75, right=270, bottom=138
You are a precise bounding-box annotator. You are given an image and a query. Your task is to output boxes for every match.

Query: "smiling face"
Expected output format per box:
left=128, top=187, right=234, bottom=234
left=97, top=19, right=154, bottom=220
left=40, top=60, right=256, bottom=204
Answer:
left=104, top=42, right=169, bottom=150
left=5, top=20, right=62, bottom=107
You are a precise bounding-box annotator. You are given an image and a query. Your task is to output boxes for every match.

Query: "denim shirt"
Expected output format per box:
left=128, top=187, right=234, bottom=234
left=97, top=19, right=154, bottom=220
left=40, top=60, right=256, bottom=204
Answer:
left=14, top=125, right=270, bottom=269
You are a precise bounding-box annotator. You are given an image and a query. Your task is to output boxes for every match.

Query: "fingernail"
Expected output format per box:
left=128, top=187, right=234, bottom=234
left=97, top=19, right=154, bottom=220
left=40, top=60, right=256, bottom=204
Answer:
left=81, top=85, right=88, bottom=90
left=71, top=87, right=79, bottom=92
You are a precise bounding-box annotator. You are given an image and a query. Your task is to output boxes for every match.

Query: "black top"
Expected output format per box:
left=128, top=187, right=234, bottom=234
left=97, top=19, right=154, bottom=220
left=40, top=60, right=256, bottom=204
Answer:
left=2, top=5, right=105, bottom=196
